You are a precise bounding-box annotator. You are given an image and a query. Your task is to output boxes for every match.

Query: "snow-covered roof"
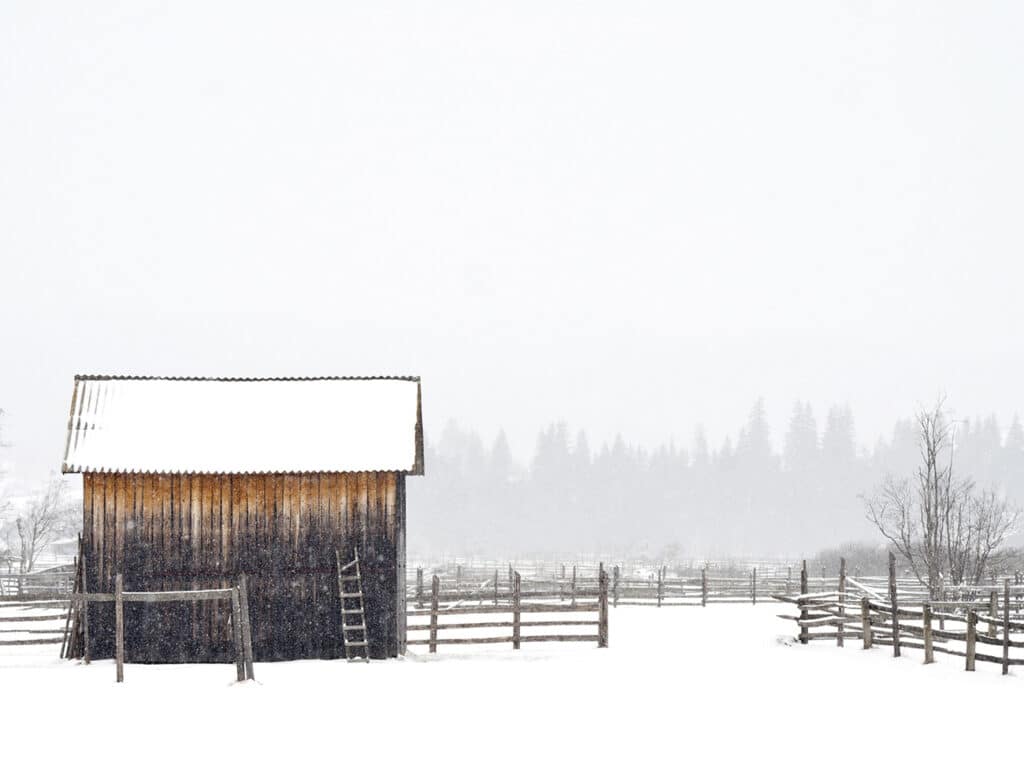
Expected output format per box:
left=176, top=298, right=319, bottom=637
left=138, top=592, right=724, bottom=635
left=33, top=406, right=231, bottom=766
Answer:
left=61, top=375, right=424, bottom=475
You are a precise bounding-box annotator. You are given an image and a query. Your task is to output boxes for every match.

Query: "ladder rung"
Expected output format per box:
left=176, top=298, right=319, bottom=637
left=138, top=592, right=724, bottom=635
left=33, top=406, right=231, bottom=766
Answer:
left=346, top=640, right=368, bottom=647
left=339, top=575, right=360, bottom=581
left=340, top=608, right=363, bottom=614
left=340, top=592, right=363, bottom=598
left=343, top=625, right=367, bottom=632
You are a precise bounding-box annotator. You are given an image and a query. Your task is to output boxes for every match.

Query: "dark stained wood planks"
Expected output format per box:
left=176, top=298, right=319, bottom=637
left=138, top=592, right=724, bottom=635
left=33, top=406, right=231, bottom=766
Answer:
left=80, top=471, right=406, bottom=663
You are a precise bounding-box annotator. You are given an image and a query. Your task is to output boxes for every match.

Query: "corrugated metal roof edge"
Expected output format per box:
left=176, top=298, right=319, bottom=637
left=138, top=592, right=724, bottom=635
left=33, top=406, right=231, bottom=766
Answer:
left=62, top=466, right=423, bottom=476
left=73, top=374, right=421, bottom=382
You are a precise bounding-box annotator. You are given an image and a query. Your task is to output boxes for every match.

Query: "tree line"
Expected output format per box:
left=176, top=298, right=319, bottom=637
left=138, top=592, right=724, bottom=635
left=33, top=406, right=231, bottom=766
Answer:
left=408, top=400, right=1024, bottom=559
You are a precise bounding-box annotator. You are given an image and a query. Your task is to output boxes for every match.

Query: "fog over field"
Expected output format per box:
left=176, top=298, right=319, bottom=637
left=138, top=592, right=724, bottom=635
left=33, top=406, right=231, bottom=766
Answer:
left=3, top=2, right=1024, bottom=558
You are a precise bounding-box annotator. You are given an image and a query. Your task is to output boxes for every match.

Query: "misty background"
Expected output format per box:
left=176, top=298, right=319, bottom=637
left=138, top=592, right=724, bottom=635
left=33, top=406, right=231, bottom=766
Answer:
left=3, top=2, right=1023, bottom=558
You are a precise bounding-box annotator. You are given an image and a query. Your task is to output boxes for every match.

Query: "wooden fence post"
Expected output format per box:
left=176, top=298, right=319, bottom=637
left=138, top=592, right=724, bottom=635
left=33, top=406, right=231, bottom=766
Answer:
left=787, top=565, right=792, bottom=595
left=512, top=571, right=521, bottom=650
left=701, top=566, right=708, bottom=608
left=494, top=569, right=499, bottom=606
left=657, top=566, right=663, bottom=607
left=571, top=565, right=577, bottom=608
left=416, top=568, right=424, bottom=606
left=230, top=586, right=245, bottom=682
left=966, top=609, right=977, bottom=672
left=613, top=565, right=620, bottom=607
left=429, top=575, right=439, bottom=653
left=988, top=590, right=998, bottom=637
left=1002, top=579, right=1010, bottom=676
left=239, top=574, right=255, bottom=681
left=888, top=552, right=900, bottom=658
left=752, top=567, right=757, bottom=606
left=837, top=558, right=846, bottom=648
left=861, top=597, right=872, bottom=649
left=938, top=574, right=945, bottom=630
left=922, top=603, right=934, bottom=664
left=115, top=574, right=124, bottom=683
left=598, top=563, right=608, bottom=648
left=799, top=561, right=808, bottom=644
left=456, top=565, right=462, bottom=596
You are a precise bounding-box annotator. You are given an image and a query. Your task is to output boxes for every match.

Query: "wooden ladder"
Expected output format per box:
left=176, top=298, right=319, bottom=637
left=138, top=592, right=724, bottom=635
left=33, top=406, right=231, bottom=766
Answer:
left=336, top=548, right=370, bottom=662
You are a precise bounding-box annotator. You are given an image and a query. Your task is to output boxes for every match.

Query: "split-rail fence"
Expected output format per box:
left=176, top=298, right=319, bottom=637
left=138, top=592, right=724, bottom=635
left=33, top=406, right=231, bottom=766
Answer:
left=406, top=567, right=609, bottom=652
left=777, top=554, right=1024, bottom=675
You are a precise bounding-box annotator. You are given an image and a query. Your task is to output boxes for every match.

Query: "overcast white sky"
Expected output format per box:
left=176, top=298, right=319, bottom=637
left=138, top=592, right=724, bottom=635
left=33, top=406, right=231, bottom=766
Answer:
left=2, top=1, right=1023, bottom=490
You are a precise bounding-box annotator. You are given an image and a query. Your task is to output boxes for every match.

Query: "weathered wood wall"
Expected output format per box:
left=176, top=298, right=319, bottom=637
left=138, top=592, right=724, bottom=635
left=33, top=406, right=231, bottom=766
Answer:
left=81, top=471, right=406, bottom=662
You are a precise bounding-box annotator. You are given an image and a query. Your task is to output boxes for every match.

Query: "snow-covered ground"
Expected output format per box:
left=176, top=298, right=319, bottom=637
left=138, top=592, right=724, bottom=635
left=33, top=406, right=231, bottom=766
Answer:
left=3, top=604, right=1020, bottom=767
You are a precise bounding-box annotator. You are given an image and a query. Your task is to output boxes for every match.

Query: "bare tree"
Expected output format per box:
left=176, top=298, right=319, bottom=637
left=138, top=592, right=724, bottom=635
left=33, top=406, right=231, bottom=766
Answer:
left=14, top=475, right=76, bottom=574
left=0, top=521, right=15, bottom=574
left=864, top=400, right=1019, bottom=594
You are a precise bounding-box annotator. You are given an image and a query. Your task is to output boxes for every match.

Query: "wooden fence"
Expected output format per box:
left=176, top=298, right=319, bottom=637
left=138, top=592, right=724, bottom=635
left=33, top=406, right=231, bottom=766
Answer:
left=0, top=599, right=70, bottom=648
left=407, top=568, right=609, bottom=652
left=777, top=554, right=1024, bottom=675
left=409, top=562, right=805, bottom=608
left=0, top=564, right=75, bottom=600
left=69, top=572, right=256, bottom=683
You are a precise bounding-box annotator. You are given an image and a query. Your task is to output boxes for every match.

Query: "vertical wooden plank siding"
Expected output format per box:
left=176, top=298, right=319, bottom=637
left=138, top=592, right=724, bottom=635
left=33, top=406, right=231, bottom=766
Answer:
left=81, top=471, right=405, bottom=663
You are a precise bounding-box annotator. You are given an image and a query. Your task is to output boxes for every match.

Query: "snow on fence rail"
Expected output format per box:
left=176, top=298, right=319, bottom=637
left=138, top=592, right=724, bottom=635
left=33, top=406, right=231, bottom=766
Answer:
left=777, top=554, right=1024, bottom=676
left=406, top=568, right=609, bottom=652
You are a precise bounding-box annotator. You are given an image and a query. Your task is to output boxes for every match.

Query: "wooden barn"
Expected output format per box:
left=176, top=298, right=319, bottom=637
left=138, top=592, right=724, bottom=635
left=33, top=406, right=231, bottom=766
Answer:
left=61, top=374, right=423, bottom=662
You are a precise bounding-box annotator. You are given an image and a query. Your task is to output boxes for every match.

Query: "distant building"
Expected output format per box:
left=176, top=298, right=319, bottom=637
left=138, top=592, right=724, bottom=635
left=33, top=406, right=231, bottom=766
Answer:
left=61, top=375, right=423, bottom=662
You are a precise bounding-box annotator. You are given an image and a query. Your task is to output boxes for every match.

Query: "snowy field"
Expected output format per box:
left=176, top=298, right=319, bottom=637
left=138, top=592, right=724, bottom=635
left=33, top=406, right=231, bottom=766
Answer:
left=3, top=603, right=1022, bottom=767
